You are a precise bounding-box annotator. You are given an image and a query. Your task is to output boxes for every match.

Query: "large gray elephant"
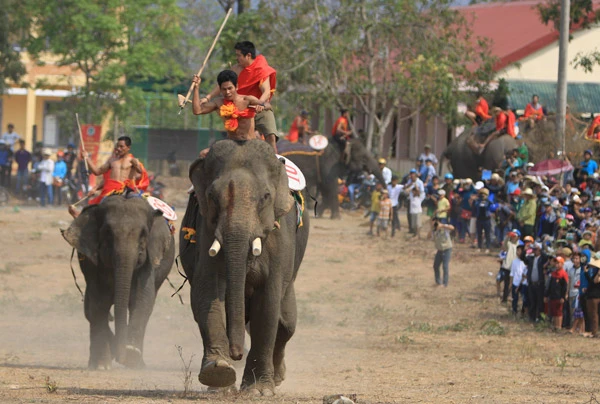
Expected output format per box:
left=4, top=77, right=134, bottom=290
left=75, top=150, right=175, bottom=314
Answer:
left=62, top=196, right=175, bottom=369
left=440, top=121, right=518, bottom=179
left=277, top=137, right=385, bottom=219
left=181, top=139, right=309, bottom=395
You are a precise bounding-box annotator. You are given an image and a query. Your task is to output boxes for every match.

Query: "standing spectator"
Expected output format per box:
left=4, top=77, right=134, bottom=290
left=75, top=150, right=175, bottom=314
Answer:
left=510, top=244, right=528, bottom=318
left=500, top=230, right=520, bottom=303
left=377, top=190, right=392, bottom=238
left=366, top=182, right=382, bottom=236
left=0, top=141, right=12, bottom=187
left=14, top=139, right=31, bottom=197
left=526, top=242, right=548, bottom=322
left=545, top=256, right=569, bottom=331
left=387, top=175, right=403, bottom=236
left=579, top=150, right=598, bottom=180
left=584, top=257, right=600, bottom=336
left=37, top=149, right=55, bottom=207
left=418, top=144, right=438, bottom=167
left=568, top=252, right=583, bottom=330
left=432, top=218, right=454, bottom=287
left=52, top=151, right=68, bottom=205
left=474, top=187, right=492, bottom=253
left=435, top=189, right=450, bottom=224
left=442, top=173, right=454, bottom=196
left=458, top=178, right=475, bottom=243
left=538, top=201, right=557, bottom=238
left=378, top=158, right=392, bottom=185
left=423, top=160, right=436, bottom=185
left=1, top=123, right=20, bottom=151
left=63, top=143, right=77, bottom=180
left=518, top=188, right=537, bottom=237
left=408, top=184, right=425, bottom=239
left=405, top=169, right=424, bottom=235
left=495, top=199, right=515, bottom=246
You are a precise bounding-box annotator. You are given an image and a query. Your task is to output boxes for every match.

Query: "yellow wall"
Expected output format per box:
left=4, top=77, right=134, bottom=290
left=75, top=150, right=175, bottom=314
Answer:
left=0, top=94, right=27, bottom=146
left=498, top=26, right=600, bottom=83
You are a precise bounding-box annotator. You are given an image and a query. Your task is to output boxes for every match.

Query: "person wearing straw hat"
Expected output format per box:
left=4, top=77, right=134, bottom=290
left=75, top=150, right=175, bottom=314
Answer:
left=517, top=188, right=536, bottom=237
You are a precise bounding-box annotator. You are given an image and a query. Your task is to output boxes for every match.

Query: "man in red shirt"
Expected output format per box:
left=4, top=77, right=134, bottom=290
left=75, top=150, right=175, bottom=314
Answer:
left=332, top=109, right=352, bottom=147
left=288, top=110, right=312, bottom=144
left=465, top=92, right=491, bottom=126
left=199, top=41, right=278, bottom=152
left=586, top=114, right=600, bottom=140
left=520, top=94, right=544, bottom=129
left=477, top=107, right=516, bottom=154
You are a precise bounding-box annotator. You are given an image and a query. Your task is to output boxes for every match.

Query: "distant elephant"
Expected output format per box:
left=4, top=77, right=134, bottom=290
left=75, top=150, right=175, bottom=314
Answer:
left=181, top=139, right=309, bottom=395
left=62, top=196, right=175, bottom=369
left=277, top=137, right=385, bottom=219
left=440, top=121, right=518, bottom=179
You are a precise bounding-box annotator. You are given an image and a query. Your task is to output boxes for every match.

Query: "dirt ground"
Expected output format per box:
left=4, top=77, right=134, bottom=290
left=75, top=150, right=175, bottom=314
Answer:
left=1, top=181, right=600, bottom=403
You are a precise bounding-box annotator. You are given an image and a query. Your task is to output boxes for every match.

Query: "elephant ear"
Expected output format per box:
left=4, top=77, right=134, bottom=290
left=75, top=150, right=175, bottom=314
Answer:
left=61, top=205, right=100, bottom=266
left=189, top=158, right=208, bottom=217
left=274, top=158, right=294, bottom=218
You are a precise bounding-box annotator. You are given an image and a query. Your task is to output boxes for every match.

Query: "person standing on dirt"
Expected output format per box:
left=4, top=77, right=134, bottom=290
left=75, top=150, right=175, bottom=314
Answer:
left=526, top=242, right=548, bottom=322
left=63, top=143, right=77, bottom=180
left=14, top=140, right=31, bottom=197
left=0, top=140, right=13, bottom=188
left=388, top=175, right=403, bottom=236
left=432, top=218, right=454, bottom=287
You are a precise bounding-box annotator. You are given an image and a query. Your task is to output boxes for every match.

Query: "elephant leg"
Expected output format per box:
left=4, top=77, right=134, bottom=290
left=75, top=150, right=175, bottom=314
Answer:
left=84, top=275, right=114, bottom=370
left=241, top=283, right=282, bottom=396
left=194, top=264, right=236, bottom=388
left=273, top=283, right=296, bottom=387
left=321, top=181, right=340, bottom=219
left=124, top=268, right=156, bottom=369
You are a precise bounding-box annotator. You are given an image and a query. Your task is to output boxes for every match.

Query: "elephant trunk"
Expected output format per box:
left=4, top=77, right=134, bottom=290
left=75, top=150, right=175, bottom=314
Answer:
left=367, top=158, right=386, bottom=185
left=113, top=249, right=137, bottom=364
left=224, top=232, right=249, bottom=361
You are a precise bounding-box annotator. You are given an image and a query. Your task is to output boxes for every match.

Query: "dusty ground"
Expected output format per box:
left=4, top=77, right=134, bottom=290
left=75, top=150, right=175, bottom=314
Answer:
left=1, top=182, right=600, bottom=403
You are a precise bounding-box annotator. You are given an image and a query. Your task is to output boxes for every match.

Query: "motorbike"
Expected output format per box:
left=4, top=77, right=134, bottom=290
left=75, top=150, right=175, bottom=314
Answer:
left=147, top=174, right=166, bottom=200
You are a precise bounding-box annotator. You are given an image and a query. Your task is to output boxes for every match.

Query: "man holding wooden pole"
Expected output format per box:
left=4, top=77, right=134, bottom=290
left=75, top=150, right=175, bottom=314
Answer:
left=197, top=41, right=279, bottom=153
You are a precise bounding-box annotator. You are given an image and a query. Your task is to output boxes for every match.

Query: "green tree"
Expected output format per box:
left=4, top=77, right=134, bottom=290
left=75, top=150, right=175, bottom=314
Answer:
left=0, top=0, right=30, bottom=94
left=23, top=0, right=184, bottom=134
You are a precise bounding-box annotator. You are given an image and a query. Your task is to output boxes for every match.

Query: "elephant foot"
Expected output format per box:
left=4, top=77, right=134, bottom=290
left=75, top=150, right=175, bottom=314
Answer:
left=241, top=382, right=275, bottom=397
left=198, top=359, right=236, bottom=388
left=88, top=357, right=112, bottom=370
left=274, top=359, right=286, bottom=386
left=120, top=345, right=145, bottom=369
left=330, top=214, right=341, bottom=220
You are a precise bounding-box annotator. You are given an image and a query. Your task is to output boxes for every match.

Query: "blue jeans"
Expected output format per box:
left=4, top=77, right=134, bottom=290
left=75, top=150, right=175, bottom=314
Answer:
left=16, top=169, right=28, bottom=195
left=348, top=183, right=359, bottom=202
left=476, top=218, right=492, bottom=249
left=433, top=248, right=452, bottom=286
left=39, top=182, right=53, bottom=206
left=512, top=284, right=529, bottom=314
left=459, top=218, right=470, bottom=240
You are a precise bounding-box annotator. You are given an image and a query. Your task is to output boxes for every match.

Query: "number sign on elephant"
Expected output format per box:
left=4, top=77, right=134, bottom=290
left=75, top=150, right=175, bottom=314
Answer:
left=275, top=154, right=306, bottom=191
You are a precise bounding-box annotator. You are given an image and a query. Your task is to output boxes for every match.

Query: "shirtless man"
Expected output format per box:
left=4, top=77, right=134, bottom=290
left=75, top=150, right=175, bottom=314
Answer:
left=68, top=136, right=144, bottom=217
left=196, top=41, right=278, bottom=152
left=192, top=69, right=269, bottom=157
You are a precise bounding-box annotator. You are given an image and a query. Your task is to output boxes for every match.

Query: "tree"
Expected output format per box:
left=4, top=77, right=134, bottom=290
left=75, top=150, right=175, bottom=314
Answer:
left=246, top=0, right=495, bottom=152
left=537, top=0, right=600, bottom=72
left=23, top=0, right=184, bottom=133
left=0, top=0, right=30, bottom=94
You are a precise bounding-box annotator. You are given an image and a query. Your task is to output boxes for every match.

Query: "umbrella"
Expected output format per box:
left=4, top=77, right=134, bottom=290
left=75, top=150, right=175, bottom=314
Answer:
left=528, top=159, right=573, bottom=176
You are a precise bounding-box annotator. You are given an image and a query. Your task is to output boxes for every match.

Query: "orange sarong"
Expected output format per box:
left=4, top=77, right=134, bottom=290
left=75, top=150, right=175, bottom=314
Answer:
left=88, top=156, right=149, bottom=205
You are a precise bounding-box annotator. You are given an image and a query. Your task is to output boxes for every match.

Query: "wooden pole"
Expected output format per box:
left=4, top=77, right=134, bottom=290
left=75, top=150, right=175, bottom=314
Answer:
left=178, top=8, right=233, bottom=114
left=75, top=113, right=89, bottom=173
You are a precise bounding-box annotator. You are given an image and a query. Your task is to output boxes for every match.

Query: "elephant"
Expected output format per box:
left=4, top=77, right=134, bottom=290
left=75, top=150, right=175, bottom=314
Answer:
left=181, top=139, right=309, bottom=395
left=62, top=196, right=175, bottom=369
left=440, top=120, right=518, bottom=180
left=277, top=137, right=385, bottom=219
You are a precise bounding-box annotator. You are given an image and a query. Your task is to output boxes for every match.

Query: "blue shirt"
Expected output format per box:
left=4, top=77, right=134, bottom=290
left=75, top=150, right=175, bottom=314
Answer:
left=0, top=149, right=10, bottom=166
left=53, top=160, right=67, bottom=179
left=580, top=159, right=598, bottom=176
left=419, top=165, right=428, bottom=182
left=506, top=181, right=519, bottom=195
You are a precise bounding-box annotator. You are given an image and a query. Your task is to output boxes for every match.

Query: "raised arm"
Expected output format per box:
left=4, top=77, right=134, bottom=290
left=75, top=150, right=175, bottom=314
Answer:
left=192, top=76, right=219, bottom=115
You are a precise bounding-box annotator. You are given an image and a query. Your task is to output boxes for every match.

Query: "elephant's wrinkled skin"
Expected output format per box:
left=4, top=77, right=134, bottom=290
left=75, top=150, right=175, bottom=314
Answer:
left=62, top=196, right=175, bottom=369
left=440, top=121, right=518, bottom=179
left=279, top=138, right=385, bottom=219
left=182, top=139, right=309, bottom=395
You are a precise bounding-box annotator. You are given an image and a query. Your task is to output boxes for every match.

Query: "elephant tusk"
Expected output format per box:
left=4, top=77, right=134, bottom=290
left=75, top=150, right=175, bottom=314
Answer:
left=252, top=238, right=262, bottom=257
left=209, top=239, right=221, bottom=257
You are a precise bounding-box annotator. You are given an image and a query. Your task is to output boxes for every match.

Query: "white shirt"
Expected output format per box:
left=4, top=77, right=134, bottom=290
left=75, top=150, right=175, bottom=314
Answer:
left=381, top=166, right=392, bottom=185
left=418, top=152, right=438, bottom=166
left=387, top=184, right=403, bottom=207
left=510, top=257, right=527, bottom=286
left=38, top=159, right=55, bottom=185
left=409, top=190, right=425, bottom=214
left=2, top=132, right=20, bottom=151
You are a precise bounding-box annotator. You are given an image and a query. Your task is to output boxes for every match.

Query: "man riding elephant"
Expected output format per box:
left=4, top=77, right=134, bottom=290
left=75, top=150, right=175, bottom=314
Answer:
left=198, top=41, right=279, bottom=152
left=466, top=106, right=516, bottom=155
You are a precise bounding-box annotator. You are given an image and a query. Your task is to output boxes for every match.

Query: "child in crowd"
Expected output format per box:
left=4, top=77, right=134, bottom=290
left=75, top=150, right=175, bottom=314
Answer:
left=367, top=182, right=382, bottom=236
left=377, top=190, right=392, bottom=238
left=409, top=185, right=425, bottom=239
left=545, top=256, right=569, bottom=331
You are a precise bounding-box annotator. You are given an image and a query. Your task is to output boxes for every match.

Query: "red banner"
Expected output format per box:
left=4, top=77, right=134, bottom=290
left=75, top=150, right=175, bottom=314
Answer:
left=81, top=124, right=102, bottom=187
